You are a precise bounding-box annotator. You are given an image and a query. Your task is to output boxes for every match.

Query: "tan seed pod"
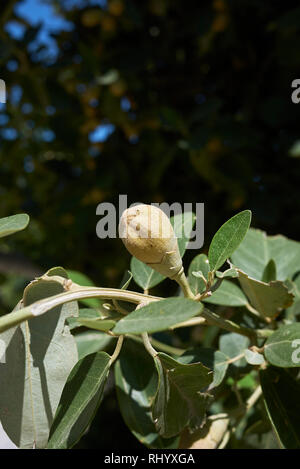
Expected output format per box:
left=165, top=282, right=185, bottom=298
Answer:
left=118, top=204, right=183, bottom=278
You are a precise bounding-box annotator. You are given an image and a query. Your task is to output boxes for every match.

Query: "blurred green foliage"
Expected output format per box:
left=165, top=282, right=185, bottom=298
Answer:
left=0, top=0, right=300, bottom=447
left=1, top=0, right=300, bottom=290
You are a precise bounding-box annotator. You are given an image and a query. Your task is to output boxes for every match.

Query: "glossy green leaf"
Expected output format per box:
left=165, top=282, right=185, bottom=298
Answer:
left=113, top=298, right=203, bottom=334
left=208, top=210, right=252, bottom=271
left=260, top=367, right=300, bottom=448
left=236, top=269, right=294, bottom=319
left=74, top=331, right=113, bottom=360
left=264, top=323, right=300, bottom=367
left=0, top=213, right=29, bottom=239
left=47, top=351, right=110, bottom=449
left=153, top=352, right=213, bottom=438
left=0, top=277, right=78, bottom=449
left=219, top=333, right=250, bottom=368
left=115, top=340, right=179, bottom=448
left=177, top=348, right=229, bottom=388
left=203, top=280, right=248, bottom=307
left=188, top=254, right=210, bottom=295
left=232, top=228, right=300, bottom=281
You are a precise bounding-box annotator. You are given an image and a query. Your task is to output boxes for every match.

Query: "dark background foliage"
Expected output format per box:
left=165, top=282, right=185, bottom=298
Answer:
left=0, top=0, right=299, bottom=448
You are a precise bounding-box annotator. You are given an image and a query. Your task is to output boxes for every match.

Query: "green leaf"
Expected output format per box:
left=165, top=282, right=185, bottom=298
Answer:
left=152, top=352, right=213, bottom=438
left=264, top=323, right=300, bottom=367
left=130, top=211, right=195, bottom=290
left=0, top=213, right=29, bottom=239
left=67, top=307, right=121, bottom=330
left=115, top=340, right=179, bottom=448
left=219, top=333, right=250, bottom=368
left=130, top=256, right=164, bottom=290
left=75, top=317, right=116, bottom=332
left=45, top=266, right=69, bottom=279
left=0, top=277, right=78, bottom=449
left=208, top=210, right=252, bottom=271
left=113, top=298, right=203, bottom=334
left=47, top=351, right=110, bottom=449
left=260, top=367, right=300, bottom=448
left=215, top=268, right=239, bottom=279
left=188, top=254, right=210, bottom=295
left=68, top=307, right=103, bottom=329
left=262, top=259, right=276, bottom=283
left=231, top=228, right=300, bottom=281
left=66, top=270, right=101, bottom=308
left=74, top=331, right=113, bottom=360
left=203, top=280, right=248, bottom=307
left=177, top=348, right=229, bottom=388
left=244, top=349, right=265, bottom=365
left=120, top=270, right=133, bottom=290
left=236, top=269, right=294, bottom=319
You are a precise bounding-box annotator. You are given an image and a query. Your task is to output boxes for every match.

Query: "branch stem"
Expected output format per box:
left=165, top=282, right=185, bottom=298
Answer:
left=0, top=286, right=161, bottom=333
left=172, top=267, right=195, bottom=299
left=109, top=335, right=124, bottom=365
left=142, top=332, right=158, bottom=358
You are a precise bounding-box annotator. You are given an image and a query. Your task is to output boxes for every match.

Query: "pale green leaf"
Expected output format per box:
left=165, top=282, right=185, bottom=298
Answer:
left=188, top=254, right=210, bottom=295
left=113, top=298, right=203, bottom=334
left=75, top=317, right=115, bottom=332
left=0, top=278, right=78, bottom=449
left=203, top=280, right=248, bottom=307
left=130, top=257, right=164, bottom=290
left=0, top=213, right=29, bottom=239
left=231, top=229, right=300, bottom=281
left=236, top=269, right=294, bottom=319
left=244, top=349, right=265, bottom=365
left=74, top=331, right=113, bottom=360
left=219, top=333, right=250, bottom=368
left=216, top=268, right=239, bottom=279
left=264, top=323, right=300, bottom=367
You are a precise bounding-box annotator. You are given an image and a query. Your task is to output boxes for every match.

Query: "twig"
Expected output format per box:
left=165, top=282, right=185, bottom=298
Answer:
left=109, top=335, right=124, bottom=365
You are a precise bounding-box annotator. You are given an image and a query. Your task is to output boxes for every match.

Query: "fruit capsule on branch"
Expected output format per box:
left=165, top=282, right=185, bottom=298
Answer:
left=118, top=204, right=183, bottom=279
